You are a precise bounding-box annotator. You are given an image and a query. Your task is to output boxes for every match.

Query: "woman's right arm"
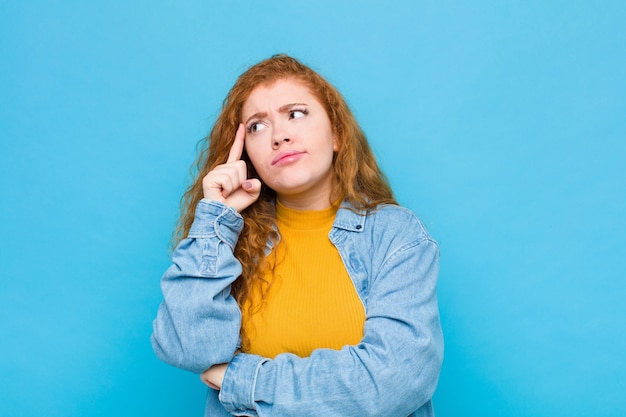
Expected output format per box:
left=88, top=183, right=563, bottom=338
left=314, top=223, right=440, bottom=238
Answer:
left=152, top=125, right=261, bottom=373
left=150, top=200, right=245, bottom=374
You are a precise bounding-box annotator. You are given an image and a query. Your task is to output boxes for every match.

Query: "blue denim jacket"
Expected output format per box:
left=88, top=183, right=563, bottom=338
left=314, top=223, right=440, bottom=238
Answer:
left=152, top=199, right=443, bottom=417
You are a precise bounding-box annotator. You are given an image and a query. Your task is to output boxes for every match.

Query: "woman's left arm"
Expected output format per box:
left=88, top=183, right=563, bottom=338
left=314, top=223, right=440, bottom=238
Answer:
left=215, top=232, right=443, bottom=417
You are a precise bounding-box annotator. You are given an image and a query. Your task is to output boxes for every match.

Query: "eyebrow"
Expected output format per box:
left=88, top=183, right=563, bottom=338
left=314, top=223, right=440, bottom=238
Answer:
left=244, top=102, right=308, bottom=126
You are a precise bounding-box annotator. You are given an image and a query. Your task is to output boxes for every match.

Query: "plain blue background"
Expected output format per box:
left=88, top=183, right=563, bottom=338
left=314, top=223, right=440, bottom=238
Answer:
left=1, top=1, right=625, bottom=416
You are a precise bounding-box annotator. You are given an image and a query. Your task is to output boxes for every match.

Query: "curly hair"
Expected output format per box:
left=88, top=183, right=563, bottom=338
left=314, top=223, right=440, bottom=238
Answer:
left=173, top=54, right=396, bottom=348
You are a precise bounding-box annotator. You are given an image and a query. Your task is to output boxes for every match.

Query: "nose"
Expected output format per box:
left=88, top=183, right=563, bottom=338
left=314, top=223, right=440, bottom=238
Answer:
left=271, top=119, right=292, bottom=149
left=272, top=136, right=291, bottom=149
left=271, top=119, right=292, bottom=148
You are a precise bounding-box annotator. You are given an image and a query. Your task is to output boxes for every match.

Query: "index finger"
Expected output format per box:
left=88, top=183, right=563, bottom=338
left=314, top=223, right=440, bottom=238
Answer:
left=226, top=123, right=245, bottom=163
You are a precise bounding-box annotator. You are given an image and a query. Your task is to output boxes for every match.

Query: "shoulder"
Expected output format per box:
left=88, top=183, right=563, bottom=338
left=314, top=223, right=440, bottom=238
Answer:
left=366, top=204, right=435, bottom=243
left=335, top=203, right=436, bottom=246
left=370, top=204, right=433, bottom=240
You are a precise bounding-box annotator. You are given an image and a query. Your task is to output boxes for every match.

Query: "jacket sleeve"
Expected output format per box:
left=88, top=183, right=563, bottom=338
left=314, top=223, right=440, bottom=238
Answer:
left=151, top=200, right=244, bottom=374
left=217, top=227, right=443, bottom=416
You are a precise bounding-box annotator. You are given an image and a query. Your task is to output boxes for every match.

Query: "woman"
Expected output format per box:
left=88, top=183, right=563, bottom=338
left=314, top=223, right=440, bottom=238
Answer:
left=151, top=54, right=443, bottom=416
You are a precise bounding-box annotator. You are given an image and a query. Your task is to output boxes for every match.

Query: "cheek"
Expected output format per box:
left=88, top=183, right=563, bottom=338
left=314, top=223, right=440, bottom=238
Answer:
left=244, top=142, right=265, bottom=171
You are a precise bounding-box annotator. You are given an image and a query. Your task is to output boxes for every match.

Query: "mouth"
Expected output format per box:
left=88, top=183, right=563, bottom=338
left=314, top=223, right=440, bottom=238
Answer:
left=271, top=150, right=305, bottom=166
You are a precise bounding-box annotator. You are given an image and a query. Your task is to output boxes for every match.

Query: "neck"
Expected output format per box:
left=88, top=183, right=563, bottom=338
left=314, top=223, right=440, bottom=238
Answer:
left=277, top=184, right=340, bottom=211
left=277, top=194, right=331, bottom=211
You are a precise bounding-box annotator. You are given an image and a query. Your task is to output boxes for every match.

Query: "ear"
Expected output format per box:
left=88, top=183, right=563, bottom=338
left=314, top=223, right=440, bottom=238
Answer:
left=332, top=136, right=339, bottom=152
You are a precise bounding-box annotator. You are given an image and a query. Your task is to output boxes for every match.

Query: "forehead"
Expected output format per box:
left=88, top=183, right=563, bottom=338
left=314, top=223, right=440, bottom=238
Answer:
left=242, top=78, right=319, bottom=115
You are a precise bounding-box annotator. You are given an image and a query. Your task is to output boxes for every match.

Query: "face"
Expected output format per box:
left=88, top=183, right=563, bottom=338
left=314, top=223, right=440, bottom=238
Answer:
left=241, top=78, right=338, bottom=208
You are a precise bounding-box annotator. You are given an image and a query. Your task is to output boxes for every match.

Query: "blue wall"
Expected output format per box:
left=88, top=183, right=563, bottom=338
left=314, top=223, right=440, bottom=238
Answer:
left=1, top=1, right=624, bottom=416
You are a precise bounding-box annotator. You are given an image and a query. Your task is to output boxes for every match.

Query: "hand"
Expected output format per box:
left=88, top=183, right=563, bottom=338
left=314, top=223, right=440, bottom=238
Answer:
left=200, top=362, right=228, bottom=391
left=200, top=350, right=240, bottom=391
left=202, top=124, right=262, bottom=212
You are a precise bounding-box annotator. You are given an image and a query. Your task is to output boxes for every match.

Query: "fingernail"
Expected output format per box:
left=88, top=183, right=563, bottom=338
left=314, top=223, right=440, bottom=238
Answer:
left=242, top=181, right=252, bottom=190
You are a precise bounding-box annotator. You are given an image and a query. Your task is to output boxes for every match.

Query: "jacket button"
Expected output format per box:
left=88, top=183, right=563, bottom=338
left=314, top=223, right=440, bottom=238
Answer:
left=355, top=225, right=362, bottom=230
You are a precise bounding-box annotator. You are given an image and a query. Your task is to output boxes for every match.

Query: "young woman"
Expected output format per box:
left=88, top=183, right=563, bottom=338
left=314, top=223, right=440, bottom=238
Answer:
left=151, top=55, right=443, bottom=416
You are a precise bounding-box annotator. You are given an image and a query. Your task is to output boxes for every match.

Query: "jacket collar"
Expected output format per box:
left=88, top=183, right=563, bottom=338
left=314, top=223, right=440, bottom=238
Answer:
left=332, top=202, right=366, bottom=233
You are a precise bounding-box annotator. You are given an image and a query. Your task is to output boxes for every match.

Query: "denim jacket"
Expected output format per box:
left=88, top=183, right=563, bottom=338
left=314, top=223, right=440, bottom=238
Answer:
left=152, top=199, right=443, bottom=417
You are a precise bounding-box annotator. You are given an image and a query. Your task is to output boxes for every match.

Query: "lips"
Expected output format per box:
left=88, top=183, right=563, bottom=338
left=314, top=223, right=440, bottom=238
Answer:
left=271, top=150, right=305, bottom=166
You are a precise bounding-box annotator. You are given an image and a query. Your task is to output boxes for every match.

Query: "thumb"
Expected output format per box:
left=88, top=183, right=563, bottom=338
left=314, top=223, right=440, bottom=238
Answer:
left=229, top=179, right=263, bottom=212
left=242, top=179, right=262, bottom=198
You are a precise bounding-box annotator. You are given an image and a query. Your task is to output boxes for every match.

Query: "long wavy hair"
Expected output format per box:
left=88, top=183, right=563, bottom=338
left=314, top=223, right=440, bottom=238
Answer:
left=174, top=54, right=396, bottom=348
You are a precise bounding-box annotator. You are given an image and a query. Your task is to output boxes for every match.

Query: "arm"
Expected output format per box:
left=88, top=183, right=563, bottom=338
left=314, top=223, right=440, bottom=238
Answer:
left=218, top=232, right=443, bottom=416
left=152, top=124, right=262, bottom=373
left=151, top=200, right=244, bottom=373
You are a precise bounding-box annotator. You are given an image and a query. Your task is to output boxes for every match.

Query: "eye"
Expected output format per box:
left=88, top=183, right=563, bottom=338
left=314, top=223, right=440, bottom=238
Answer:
left=289, top=108, right=308, bottom=120
left=246, top=121, right=266, bottom=134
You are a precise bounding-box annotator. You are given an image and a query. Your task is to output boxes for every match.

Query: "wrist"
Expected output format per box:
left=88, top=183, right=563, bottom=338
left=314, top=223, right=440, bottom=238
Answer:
left=200, top=362, right=228, bottom=390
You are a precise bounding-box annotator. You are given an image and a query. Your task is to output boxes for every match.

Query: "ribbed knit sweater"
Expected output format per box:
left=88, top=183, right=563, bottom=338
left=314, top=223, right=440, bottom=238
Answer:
left=241, top=201, right=365, bottom=359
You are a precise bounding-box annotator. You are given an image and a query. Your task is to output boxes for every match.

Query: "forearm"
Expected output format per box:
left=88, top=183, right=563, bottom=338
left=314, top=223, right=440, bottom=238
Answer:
left=218, top=238, right=443, bottom=416
left=222, top=318, right=442, bottom=416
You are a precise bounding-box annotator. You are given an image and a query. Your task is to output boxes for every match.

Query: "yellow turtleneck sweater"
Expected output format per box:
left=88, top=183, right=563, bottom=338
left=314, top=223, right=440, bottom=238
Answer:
left=241, top=201, right=366, bottom=359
